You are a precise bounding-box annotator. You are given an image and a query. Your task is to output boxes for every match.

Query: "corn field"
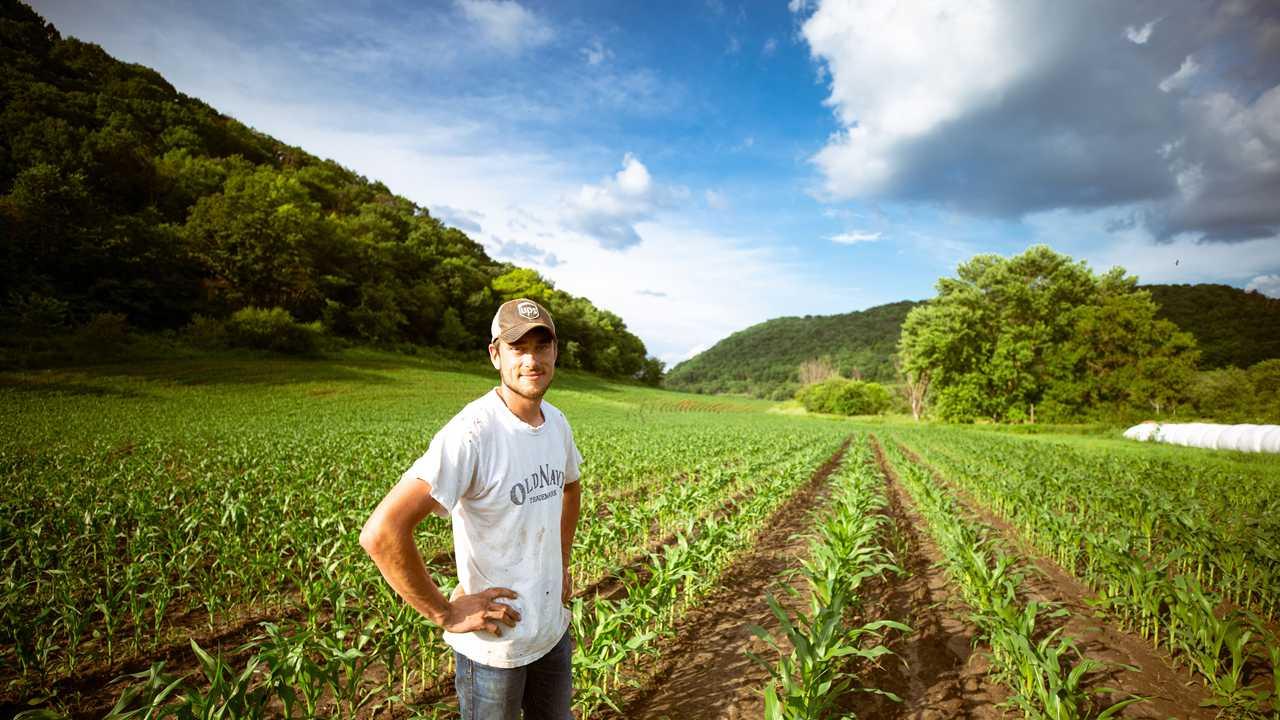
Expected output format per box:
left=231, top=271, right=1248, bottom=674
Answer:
left=2, top=356, right=1279, bottom=718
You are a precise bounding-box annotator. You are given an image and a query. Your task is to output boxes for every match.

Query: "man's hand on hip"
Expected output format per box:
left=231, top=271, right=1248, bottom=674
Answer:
left=442, top=587, right=521, bottom=636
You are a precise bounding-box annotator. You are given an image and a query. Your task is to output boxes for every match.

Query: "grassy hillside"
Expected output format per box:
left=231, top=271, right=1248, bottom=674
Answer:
left=668, top=285, right=1280, bottom=399
left=665, top=300, right=919, bottom=399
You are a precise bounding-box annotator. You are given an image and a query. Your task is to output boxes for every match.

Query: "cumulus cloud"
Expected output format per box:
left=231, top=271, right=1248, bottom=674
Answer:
left=829, top=230, right=880, bottom=245
left=562, top=153, right=688, bottom=250
left=456, top=0, right=553, bottom=54
left=1126, top=19, right=1160, bottom=44
left=433, top=204, right=484, bottom=233
left=1159, top=55, right=1200, bottom=93
left=581, top=38, right=611, bottom=65
left=1246, top=274, right=1280, bottom=298
left=800, top=0, right=1280, bottom=242
left=491, top=238, right=562, bottom=267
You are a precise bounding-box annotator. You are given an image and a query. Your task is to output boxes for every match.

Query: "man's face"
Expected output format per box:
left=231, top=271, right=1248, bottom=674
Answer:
left=489, top=327, right=557, bottom=401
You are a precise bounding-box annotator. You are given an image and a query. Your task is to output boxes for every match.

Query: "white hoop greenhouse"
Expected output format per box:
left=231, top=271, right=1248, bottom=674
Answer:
left=1123, top=422, right=1280, bottom=453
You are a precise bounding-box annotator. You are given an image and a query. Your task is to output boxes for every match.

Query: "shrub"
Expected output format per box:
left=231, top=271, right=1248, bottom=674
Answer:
left=795, top=378, right=892, bottom=416
left=72, top=312, right=130, bottom=356
left=183, top=314, right=229, bottom=349
left=225, top=307, right=323, bottom=355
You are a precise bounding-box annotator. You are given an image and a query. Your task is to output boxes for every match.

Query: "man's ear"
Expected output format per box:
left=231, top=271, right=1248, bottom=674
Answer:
left=488, top=343, right=501, bottom=370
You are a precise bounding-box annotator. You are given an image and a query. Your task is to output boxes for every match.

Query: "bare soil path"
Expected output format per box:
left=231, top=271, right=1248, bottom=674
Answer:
left=891, top=440, right=1216, bottom=720
left=860, top=437, right=1010, bottom=720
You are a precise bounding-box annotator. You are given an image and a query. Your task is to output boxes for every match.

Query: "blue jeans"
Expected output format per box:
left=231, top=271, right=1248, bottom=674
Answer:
left=454, top=629, right=573, bottom=719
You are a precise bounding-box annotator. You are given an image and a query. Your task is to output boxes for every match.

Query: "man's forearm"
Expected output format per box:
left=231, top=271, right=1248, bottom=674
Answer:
left=364, top=528, right=451, bottom=624
left=561, top=481, right=582, bottom=566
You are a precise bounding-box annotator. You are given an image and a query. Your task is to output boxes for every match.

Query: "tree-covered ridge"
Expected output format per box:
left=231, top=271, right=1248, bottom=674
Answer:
left=664, top=300, right=918, bottom=399
left=667, top=282, right=1279, bottom=401
left=0, top=1, right=652, bottom=376
left=1145, top=283, right=1280, bottom=370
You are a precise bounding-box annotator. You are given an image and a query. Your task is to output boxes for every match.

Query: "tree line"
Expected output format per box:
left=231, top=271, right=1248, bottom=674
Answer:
left=0, top=2, right=659, bottom=380
left=898, top=246, right=1277, bottom=423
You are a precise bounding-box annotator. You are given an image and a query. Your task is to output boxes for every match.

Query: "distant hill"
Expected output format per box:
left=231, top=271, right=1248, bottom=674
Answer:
left=664, top=301, right=920, bottom=399
left=667, top=285, right=1279, bottom=399
left=1145, top=284, right=1280, bottom=369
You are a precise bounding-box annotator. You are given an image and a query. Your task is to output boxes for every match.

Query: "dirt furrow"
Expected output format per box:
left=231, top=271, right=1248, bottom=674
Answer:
left=891, top=440, right=1217, bottom=719
left=860, top=436, right=1008, bottom=720
left=596, top=438, right=852, bottom=720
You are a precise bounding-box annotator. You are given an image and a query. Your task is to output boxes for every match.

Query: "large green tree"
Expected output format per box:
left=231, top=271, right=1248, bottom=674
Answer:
left=898, top=246, right=1198, bottom=422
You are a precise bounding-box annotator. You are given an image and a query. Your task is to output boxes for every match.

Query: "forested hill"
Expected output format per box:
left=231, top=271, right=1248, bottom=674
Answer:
left=0, top=2, right=653, bottom=376
left=664, top=301, right=919, bottom=399
left=667, top=284, right=1279, bottom=399
left=1146, top=284, right=1280, bottom=369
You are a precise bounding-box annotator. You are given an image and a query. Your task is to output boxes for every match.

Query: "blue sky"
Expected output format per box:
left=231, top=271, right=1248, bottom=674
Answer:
left=32, top=0, right=1280, bottom=364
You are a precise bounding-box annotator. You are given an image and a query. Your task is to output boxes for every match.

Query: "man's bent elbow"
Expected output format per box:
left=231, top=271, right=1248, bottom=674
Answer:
left=359, top=515, right=387, bottom=558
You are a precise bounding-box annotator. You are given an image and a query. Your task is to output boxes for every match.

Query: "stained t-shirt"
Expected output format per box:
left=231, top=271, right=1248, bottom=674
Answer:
left=401, top=388, right=582, bottom=668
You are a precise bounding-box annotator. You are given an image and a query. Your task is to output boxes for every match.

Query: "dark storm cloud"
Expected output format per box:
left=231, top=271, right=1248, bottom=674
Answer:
left=808, top=0, right=1280, bottom=242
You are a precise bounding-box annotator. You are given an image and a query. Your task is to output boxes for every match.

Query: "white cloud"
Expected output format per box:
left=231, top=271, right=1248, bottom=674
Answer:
left=581, top=38, right=611, bottom=65
left=802, top=0, right=1036, bottom=200
left=456, top=0, right=553, bottom=54
left=1246, top=274, right=1280, bottom=298
left=763, top=37, right=778, bottom=56
left=787, top=0, right=809, bottom=14
left=1125, top=19, right=1160, bottom=44
left=434, top=205, right=485, bottom=233
left=548, top=221, right=847, bottom=365
left=491, top=238, right=561, bottom=267
left=562, top=153, right=689, bottom=250
left=1159, top=55, right=1200, bottom=93
left=705, top=189, right=729, bottom=210
left=829, top=230, right=881, bottom=245
left=726, top=34, right=741, bottom=54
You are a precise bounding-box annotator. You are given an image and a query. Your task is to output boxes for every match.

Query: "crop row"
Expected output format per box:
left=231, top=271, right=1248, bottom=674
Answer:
left=570, top=435, right=847, bottom=717
left=751, top=440, right=909, bottom=719
left=878, top=439, right=1139, bottom=719
left=889, top=429, right=1280, bottom=717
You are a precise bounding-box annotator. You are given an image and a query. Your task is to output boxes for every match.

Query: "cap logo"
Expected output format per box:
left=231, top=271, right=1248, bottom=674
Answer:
left=517, top=301, right=540, bottom=320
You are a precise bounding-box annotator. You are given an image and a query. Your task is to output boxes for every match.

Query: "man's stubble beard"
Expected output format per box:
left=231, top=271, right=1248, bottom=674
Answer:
left=502, top=376, right=549, bottom=402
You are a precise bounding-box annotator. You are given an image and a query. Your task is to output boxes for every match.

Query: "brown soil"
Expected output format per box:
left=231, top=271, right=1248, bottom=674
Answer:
left=861, top=437, right=1011, bottom=720
left=596, top=438, right=853, bottom=720
left=890, top=440, right=1217, bottom=720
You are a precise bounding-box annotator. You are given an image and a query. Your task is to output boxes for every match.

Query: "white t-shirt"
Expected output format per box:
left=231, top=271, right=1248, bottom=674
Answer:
left=401, top=388, right=583, bottom=668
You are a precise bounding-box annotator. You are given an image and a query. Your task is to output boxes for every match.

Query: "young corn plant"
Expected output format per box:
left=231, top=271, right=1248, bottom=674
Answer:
left=750, top=444, right=909, bottom=719
left=881, top=439, right=1144, bottom=720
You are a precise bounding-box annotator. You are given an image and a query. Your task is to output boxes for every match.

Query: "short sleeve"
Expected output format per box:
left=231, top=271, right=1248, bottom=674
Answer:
left=564, top=422, right=583, bottom=484
left=400, top=419, right=479, bottom=516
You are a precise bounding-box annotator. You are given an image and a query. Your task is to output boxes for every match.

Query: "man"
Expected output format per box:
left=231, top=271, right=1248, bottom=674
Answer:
left=360, top=298, right=583, bottom=719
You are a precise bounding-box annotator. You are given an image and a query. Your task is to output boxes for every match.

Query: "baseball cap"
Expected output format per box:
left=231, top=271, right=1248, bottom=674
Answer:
left=491, top=298, right=557, bottom=344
